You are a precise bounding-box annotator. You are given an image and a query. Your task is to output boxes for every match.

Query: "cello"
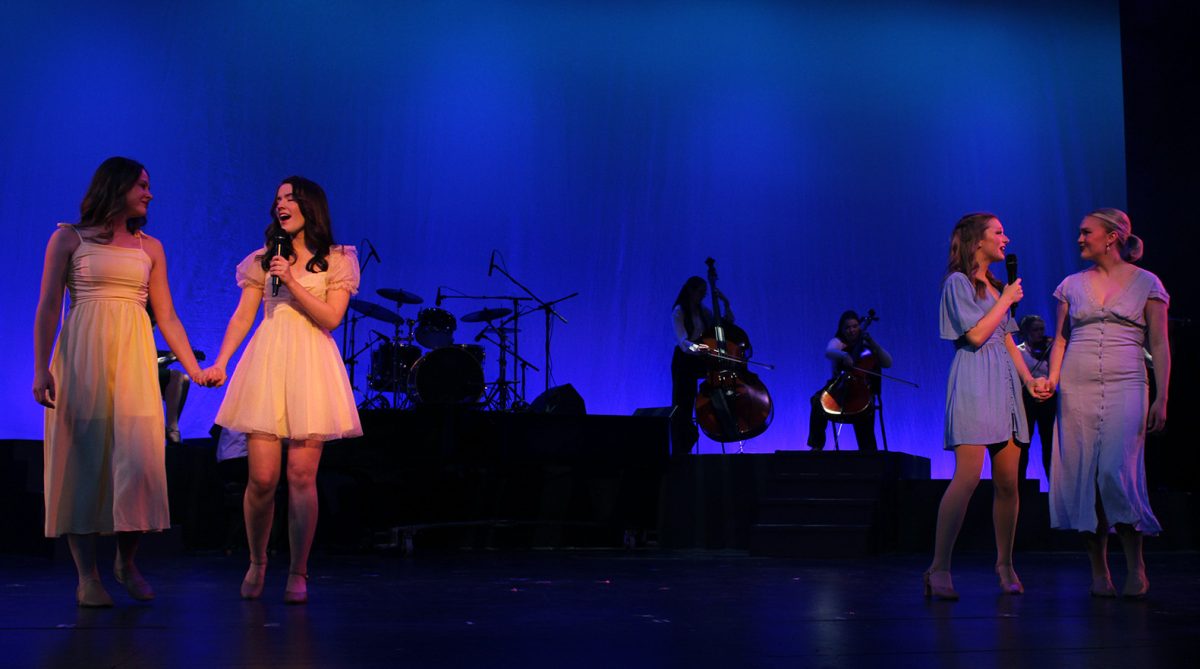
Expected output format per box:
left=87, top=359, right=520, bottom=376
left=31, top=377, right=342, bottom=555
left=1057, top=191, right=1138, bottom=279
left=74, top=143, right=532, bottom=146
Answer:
left=693, top=258, right=774, bottom=442
left=818, top=309, right=880, bottom=417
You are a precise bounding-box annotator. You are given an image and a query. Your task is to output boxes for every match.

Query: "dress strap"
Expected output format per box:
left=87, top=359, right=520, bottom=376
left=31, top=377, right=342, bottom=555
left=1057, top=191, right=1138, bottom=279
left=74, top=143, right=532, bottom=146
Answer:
left=57, top=222, right=84, bottom=242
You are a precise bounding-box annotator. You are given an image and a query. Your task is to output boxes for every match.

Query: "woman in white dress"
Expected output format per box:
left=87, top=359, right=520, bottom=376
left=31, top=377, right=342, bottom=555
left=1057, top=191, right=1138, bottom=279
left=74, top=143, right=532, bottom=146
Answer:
left=204, top=176, right=362, bottom=604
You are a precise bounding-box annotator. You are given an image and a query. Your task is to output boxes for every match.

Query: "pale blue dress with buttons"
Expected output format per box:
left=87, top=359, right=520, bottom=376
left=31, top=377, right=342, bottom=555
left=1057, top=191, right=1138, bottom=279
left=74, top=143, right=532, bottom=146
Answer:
left=1050, top=268, right=1167, bottom=534
left=939, top=272, right=1029, bottom=450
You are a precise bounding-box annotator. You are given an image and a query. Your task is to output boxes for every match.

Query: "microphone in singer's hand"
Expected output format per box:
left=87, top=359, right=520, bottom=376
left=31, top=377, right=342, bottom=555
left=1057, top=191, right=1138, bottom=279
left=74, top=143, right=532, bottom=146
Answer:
left=1005, top=253, right=1019, bottom=317
left=270, top=233, right=290, bottom=297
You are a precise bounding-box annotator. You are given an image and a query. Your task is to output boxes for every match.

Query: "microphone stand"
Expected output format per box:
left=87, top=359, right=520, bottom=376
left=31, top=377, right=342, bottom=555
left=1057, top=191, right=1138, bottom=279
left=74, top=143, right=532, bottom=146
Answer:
left=343, top=237, right=381, bottom=378
left=489, top=262, right=573, bottom=393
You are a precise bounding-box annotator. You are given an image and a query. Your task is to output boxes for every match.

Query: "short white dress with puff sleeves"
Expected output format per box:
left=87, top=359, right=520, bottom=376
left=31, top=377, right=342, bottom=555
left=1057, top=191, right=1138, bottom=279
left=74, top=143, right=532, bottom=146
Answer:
left=215, top=246, right=363, bottom=441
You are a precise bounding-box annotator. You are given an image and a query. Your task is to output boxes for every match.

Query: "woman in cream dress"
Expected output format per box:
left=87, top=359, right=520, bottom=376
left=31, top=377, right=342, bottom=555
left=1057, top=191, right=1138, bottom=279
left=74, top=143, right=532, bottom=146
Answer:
left=33, top=157, right=205, bottom=607
left=207, top=176, right=361, bottom=604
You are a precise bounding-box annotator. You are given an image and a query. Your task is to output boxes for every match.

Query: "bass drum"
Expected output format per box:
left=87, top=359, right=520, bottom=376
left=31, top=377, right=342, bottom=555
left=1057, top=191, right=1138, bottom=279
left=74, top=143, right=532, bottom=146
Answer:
left=368, top=342, right=422, bottom=392
left=407, top=346, right=485, bottom=404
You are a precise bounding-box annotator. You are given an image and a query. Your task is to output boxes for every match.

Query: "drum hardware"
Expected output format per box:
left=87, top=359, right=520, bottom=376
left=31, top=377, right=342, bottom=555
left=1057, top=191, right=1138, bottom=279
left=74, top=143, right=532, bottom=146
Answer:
left=376, top=287, right=424, bottom=305
left=461, top=307, right=513, bottom=323
left=485, top=250, right=576, bottom=396
left=475, top=322, right=538, bottom=411
left=414, top=307, right=457, bottom=348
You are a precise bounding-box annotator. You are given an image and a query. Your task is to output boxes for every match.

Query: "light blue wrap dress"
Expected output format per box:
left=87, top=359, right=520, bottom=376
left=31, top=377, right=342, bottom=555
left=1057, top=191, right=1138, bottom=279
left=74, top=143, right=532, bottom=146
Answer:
left=939, top=272, right=1029, bottom=450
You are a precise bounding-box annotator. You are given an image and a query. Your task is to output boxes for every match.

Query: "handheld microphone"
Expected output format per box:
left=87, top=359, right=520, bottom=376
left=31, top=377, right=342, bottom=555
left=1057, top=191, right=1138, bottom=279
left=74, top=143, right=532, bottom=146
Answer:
left=436, top=287, right=444, bottom=307
left=1005, top=253, right=1019, bottom=317
left=270, top=233, right=290, bottom=297
left=488, top=250, right=496, bottom=277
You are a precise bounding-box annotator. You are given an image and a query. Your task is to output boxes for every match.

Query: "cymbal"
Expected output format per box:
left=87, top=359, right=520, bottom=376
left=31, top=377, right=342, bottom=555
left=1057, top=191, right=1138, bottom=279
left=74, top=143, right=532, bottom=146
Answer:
left=461, top=307, right=513, bottom=323
left=376, top=287, right=424, bottom=305
left=349, top=299, right=403, bottom=324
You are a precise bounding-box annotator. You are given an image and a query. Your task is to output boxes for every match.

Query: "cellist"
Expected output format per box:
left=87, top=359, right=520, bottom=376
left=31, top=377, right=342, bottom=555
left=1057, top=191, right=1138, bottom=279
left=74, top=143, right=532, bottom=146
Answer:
left=669, top=276, right=733, bottom=456
left=807, top=310, right=893, bottom=451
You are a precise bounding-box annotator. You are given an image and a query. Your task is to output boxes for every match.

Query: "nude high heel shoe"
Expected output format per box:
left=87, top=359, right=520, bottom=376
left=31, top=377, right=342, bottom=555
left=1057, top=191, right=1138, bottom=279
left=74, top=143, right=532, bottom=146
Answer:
left=283, top=572, right=309, bottom=605
left=76, top=577, right=114, bottom=608
left=240, top=561, right=267, bottom=600
left=114, top=560, right=155, bottom=601
left=923, top=569, right=959, bottom=601
left=995, top=564, right=1024, bottom=595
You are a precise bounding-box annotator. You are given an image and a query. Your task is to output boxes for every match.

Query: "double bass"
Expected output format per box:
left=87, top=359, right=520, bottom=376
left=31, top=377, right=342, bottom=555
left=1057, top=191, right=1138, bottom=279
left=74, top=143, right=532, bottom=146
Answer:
left=693, top=258, right=774, bottom=442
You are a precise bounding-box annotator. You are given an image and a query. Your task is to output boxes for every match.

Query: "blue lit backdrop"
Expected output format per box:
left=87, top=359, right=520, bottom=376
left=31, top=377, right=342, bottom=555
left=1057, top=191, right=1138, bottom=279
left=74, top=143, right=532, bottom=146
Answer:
left=2, top=1, right=1124, bottom=479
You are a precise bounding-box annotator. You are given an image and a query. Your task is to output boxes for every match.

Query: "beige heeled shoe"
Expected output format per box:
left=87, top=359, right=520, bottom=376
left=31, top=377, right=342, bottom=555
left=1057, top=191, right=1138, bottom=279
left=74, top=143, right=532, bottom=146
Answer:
left=923, top=569, right=959, bottom=601
left=1122, top=571, right=1149, bottom=599
left=995, top=564, right=1024, bottom=595
left=1090, top=574, right=1117, bottom=598
left=283, top=572, right=309, bottom=605
left=76, top=577, right=114, bottom=608
left=114, top=561, right=155, bottom=601
left=240, top=561, right=267, bottom=600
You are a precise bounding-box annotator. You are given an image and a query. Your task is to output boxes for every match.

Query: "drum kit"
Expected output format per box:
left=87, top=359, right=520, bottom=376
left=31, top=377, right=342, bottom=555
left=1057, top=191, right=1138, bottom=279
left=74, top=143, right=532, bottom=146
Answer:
left=345, top=287, right=534, bottom=410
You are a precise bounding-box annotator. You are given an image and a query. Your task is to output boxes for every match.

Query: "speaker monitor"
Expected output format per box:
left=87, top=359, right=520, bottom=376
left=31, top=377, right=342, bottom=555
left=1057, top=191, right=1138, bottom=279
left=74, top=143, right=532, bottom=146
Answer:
left=529, top=384, right=586, bottom=415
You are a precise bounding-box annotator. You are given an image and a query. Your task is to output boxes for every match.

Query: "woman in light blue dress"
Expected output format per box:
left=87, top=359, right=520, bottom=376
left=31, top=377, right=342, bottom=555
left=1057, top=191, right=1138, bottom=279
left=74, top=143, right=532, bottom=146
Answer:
left=924, top=213, right=1049, bottom=600
left=1047, top=208, right=1170, bottom=599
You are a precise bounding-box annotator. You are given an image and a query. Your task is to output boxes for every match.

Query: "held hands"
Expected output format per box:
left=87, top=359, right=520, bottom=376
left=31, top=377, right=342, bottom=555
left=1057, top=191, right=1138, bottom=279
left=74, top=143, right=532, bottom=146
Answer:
left=1026, top=377, right=1055, bottom=401
left=195, top=364, right=228, bottom=388
left=32, top=368, right=56, bottom=408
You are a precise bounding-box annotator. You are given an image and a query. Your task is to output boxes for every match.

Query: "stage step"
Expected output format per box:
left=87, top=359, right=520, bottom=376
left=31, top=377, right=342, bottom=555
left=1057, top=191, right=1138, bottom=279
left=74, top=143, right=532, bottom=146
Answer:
left=750, top=523, right=876, bottom=558
left=749, top=452, right=928, bottom=557
left=764, top=473, right=886, bottom=500
left=757, top=498, right=878, bottom=525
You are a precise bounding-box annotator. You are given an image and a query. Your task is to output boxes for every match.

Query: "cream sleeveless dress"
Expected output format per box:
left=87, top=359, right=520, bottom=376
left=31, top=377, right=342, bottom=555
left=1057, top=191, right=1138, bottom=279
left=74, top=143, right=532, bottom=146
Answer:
left=43, top=224, right=168, bottom=536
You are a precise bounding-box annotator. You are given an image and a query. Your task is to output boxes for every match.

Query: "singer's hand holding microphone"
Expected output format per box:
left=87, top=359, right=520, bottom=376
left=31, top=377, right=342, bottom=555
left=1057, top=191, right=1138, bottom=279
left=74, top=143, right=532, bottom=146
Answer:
left=268, top=233, right=293, bottom=297
left=1002, top=253, right=1022, bottom=314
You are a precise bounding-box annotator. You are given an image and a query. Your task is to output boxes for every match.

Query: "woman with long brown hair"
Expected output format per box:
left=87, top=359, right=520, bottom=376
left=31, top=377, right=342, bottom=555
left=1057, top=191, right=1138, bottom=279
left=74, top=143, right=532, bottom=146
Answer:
left=204, top=176, right=362, bottom=604
left=925, top=213, right=1049, bottom=600
left=33, top=157, right=205, bottom=606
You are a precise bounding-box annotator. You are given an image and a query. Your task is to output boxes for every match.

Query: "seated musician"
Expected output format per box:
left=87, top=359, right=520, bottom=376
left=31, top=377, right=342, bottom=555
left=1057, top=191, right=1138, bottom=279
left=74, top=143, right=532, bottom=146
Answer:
left=669, top=276, right=732, bottom=456
left=1015, top=314, right=1056, bottom=480
left=807, top=310, right=892, bottom=451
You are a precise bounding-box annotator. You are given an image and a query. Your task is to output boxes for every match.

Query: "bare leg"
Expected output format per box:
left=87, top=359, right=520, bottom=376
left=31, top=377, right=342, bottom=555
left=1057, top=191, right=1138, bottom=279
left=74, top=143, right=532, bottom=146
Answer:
left=1086, top=496, right=1115, bottom=596
left=67, top=533, right=112, bottom=607
left=990, top=440, right=1023, bottom=593
left=242, top=434, right=282, bottom=597
left=929, top=445, right=986, bottom=573
left=113, top=531, right=154, bottom=600
left=1115, top=523, right=1148, bottom=597
left=284, top=440, right=324, bottom=602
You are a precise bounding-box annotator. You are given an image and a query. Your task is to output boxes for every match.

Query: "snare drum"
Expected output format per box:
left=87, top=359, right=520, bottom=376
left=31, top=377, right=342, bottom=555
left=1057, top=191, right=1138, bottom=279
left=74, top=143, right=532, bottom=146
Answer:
left=407, top=346, right=485, bottom=404
left=368, top=342, right=422, bottom=392
left=414, top=307, right=456, bottom=348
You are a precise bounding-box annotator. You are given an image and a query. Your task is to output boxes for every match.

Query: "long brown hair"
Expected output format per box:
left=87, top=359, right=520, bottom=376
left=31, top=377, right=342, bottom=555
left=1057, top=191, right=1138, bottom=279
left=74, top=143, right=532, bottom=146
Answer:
left=945, top=212, right=1003, bottom=299
left=260, top=176, right=335, bottom=273
left=78, top=157, right=148, bottom=242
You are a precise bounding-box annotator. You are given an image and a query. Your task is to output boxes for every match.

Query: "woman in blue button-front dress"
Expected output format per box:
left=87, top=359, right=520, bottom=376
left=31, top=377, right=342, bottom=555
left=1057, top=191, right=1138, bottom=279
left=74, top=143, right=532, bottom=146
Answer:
left=1047, top=208, right=1170, bottom=599
left=924, top=213, right=1050, bottom=600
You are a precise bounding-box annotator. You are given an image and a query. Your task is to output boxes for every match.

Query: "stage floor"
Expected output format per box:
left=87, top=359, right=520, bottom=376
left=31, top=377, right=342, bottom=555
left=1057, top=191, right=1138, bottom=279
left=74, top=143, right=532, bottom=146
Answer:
left=2, top=549, right=1196, bottom=668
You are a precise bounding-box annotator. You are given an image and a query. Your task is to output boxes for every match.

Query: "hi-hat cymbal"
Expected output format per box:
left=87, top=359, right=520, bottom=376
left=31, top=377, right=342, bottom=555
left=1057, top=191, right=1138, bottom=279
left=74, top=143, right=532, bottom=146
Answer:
left=461, top=307, right=513, bottom=323
left=349, top=299, right=403, bottom=324
left=376, top=287, right=424, bottom=305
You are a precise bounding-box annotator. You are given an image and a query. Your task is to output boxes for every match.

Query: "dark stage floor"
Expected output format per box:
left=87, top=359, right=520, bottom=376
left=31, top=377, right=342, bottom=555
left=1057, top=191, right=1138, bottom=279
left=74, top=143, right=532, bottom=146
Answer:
left=2, top=549, right=1197, bottom=668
